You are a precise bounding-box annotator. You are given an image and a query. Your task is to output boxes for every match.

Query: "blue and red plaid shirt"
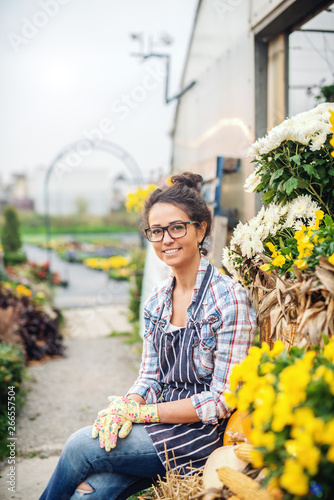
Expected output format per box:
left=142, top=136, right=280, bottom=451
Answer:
left=127, top=257, right=257, bottom=425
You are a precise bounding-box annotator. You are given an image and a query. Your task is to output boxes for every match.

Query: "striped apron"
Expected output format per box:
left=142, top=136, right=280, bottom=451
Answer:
left=144, top=263, right=227, bottom=475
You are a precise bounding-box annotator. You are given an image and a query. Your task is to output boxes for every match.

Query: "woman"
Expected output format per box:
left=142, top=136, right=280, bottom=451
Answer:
left=40, top=172, right=257, bottom=500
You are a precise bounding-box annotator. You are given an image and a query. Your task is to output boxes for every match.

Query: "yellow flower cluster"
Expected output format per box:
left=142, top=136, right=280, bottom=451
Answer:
left=330, top=109, right=334, bottom=159
left=16, top=284, right=32, bottom=296
left=263, top=242, right=287, bottom=270
left=293, top=210, right=326, bottom=269
left=125, top=184, right=157, bottom=214
left=40, top=239, right=68, bottom=252
left=84, top=255, right=130, bottom=271
left=225, top=338, right=334, bottom=497
left=260, top=209, right=334, bottom=273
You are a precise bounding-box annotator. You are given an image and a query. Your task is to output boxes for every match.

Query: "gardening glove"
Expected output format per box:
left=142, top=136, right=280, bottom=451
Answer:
left=96, top=395, right=127, bottom=418
left=92, top=412, right=132, bottom=451
left=107, top=395, right=160, bottom=423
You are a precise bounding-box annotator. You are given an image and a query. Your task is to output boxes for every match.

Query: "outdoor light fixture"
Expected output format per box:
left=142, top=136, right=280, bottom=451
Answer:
left=130, top=32, right=196, bottom=104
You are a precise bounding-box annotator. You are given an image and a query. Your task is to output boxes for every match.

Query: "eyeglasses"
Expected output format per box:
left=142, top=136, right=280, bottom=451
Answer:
left=145, top=221, right=199, bottom=242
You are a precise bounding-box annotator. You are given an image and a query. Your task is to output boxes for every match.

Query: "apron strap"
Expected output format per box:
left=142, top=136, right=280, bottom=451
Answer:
left=189, top=262, right=214, bottom=326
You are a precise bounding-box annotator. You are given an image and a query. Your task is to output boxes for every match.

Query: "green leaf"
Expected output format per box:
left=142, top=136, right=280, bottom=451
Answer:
left=284, top=177, right=298, bottom=196
left=255, top=182, right=265, bottom=192
left=297, top=178, right=309, bottom=188
left=303, top=164, right=321, bottom=179
left=321, top=333, right=330, bottom=345
left=274, top=153, right=283, bottom=160
left=262, top=189, right=276, bottom=202
left=279, top=237, right=286, bottom=250
left=325, top=214, right=333, bottom=226
left=329, top=168, right=334, bottom=176
left=290, top=154, right=301, bottom=165
left=318, top=166, right=326, bottom=179
left=271, top=168, right=284, bottom=181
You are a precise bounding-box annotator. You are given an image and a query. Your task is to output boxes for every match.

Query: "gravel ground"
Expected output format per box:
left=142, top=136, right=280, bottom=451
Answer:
left=0, top=305, right=143, bottom=500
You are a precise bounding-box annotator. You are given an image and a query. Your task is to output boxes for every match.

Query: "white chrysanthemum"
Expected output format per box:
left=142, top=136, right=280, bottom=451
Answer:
left=244, top=171, right=262, bottom=192
left=262, top=204, right=281, bottom=225
left=238, top=232, right=264, bottom=259
left=283, top=195, right=321, bottom=228
left=310, top=131, right=328, bottom=151
left=221, top=247, right=237, bottom=275
left=293, top=220, right=305, bottom=230
left=288, top=195, right=315, bottom=217
left=247, top=103, right=334, bottom=157
left=247, top=136, right=268, bottom=157
left=230, top=221, right=253, bottom=247
left=280, top=204, right=289, bottom=216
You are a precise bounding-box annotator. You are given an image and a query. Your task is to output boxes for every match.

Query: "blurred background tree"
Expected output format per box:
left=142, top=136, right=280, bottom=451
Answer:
left=1, top=206, right=26, bottom=266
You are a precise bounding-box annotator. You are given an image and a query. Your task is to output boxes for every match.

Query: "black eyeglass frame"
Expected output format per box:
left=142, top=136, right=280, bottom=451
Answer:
left=144, top=221, right=199, bottom=242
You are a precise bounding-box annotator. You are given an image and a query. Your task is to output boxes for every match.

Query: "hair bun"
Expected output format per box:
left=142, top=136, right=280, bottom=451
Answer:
left=171, top=172, right=203, bottom=192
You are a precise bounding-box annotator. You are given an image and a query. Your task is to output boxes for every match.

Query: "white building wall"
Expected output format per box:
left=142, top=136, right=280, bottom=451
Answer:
left=28, top=166, right=112, bottom=216
left=172, top=0, right=334, bottom=223
left=173, top=0, right=256, bottom=222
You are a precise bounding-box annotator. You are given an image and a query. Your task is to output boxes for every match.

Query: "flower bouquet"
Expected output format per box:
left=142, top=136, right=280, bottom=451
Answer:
left=224, top=338, right=334, bottom=499
left=222, top=103, right=334, bottom=348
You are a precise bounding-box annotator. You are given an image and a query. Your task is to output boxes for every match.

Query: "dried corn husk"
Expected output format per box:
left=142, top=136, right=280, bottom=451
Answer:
left=246, top=256, right=334, bottom=349
left=234, top=444, right=254, bottom=463
left=202, top=446, right=248, bottom=499
left=150, top=444, right=203, bottom=500
left=217, top=467, right=275, bottom=500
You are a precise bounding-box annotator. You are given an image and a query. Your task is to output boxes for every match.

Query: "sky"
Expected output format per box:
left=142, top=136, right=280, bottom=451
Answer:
left=0, top=0, right=198, bottom=185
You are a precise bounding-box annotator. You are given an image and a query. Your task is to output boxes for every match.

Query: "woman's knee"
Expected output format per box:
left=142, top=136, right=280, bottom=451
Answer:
left=76, top=481, right=94, bottom=492
left=63, top=426, right=94, bottom=461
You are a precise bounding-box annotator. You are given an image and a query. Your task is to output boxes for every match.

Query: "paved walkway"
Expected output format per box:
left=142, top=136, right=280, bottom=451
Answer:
left=0, top=305, right=143, bottom=500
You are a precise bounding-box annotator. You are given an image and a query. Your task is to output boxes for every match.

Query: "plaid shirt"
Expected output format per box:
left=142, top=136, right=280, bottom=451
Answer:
left=127, top=257, right=257, bottom=425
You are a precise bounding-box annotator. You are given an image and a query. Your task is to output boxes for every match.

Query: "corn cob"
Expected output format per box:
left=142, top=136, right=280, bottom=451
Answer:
left=217, top=467, right=275, bottom=500
left=234, top=443, right=254, bottom=462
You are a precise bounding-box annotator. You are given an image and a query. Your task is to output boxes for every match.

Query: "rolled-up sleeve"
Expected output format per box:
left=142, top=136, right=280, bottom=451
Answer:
left=127, top=301, right=163, bottom=403
left=191, top=282, right=257, bottom=424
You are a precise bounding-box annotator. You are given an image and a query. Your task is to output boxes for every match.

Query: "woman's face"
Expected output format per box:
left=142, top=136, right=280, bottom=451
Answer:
left=148, top=202, right=206, bottom=270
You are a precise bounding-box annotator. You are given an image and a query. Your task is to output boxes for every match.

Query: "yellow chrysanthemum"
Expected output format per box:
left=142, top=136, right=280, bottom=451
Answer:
left=272, top=254, right=286, bottom=268
left=224, top=391, right=238, bottom=409
left=266, top=242, right=278, bottom=258
left=294, top=259, right=308, bottom=270
left=125, top=184, right=157, bottom=213
left=259, top=263, right=271, bottom=273
left=268, top=341, right=285, bottom=358
left=250, top=449, right=264, bottom=468
left=280, top=459, right=309, bottom=496
left=329, top=109, right=334, bottom=158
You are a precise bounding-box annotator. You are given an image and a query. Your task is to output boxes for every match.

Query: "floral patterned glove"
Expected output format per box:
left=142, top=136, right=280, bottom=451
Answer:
left=92, top=412, right=132, bottom=452
left=96, top=395, right=126, bottom=418
left=107, top=395, right=159, bottom=423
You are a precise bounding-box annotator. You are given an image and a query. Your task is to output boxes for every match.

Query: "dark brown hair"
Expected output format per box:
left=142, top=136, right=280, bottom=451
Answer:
left=142, top=172, right=212, bottom=250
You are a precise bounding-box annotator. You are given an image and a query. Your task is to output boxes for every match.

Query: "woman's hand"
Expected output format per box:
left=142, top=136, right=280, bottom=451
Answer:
left=92, top=395, right=159, bottom=452
left=92, top=412, right=132, bottom=451
left=92, top=396, right=133, bottom=451
left=107, top=396, right=159, bottom=423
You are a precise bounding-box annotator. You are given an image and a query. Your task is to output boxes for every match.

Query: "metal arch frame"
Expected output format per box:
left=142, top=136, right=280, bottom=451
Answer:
left=44, top=139, right=143, bottom=282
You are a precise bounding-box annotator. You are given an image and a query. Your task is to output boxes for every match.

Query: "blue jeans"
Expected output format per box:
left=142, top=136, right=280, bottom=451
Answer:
left=39, top=424, right=166, bottom=500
